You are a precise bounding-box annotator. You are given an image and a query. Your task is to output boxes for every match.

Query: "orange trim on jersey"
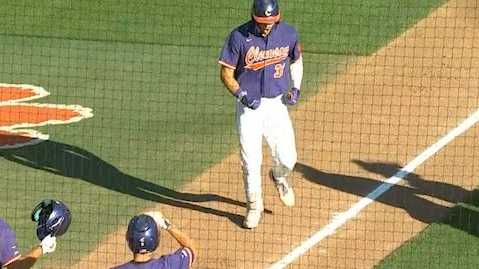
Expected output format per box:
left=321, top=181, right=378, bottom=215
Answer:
left=245, top=56, right=286, bottom=71
left=182, top=247, right=195, bottom=267
left=218, top=60, right=236, bottom=70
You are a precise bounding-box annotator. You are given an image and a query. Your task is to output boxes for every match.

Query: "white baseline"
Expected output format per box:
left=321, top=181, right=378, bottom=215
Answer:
left=268, top=108, right=479, bottom=269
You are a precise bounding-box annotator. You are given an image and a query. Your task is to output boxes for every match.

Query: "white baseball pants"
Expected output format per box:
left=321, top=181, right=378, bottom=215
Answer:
left=235, top=95, right=297, bottom=203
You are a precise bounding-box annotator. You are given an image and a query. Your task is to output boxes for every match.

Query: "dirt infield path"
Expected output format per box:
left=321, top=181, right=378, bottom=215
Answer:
left=69, top=0, right=479, bottom=268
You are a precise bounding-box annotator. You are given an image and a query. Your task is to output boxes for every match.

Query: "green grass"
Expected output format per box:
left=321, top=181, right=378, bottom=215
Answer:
left=0, top=0, right=445, bottom=267
left=0, top=0, right=445, bottom=55
left=376, top=190, right=479, bottom=269
left=283, top=0, right=447, bottom=54
left=0, top=35, right=239, bottom=266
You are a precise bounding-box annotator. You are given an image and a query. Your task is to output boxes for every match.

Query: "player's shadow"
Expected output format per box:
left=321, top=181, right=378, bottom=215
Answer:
left=0, top=140, right=266, bottom=228
left=295, top=161, right=476, bottom=232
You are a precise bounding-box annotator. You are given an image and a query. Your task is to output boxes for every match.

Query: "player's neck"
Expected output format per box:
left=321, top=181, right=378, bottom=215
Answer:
left=133, top=252, right=153, bottom=263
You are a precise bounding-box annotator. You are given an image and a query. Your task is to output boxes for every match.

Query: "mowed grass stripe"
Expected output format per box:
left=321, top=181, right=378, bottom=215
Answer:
left=0, top=0, right=445, bottom=54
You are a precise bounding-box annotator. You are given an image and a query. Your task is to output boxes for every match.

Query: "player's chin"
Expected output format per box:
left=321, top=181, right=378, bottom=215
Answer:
left=260, top=30, right=271, bottom=36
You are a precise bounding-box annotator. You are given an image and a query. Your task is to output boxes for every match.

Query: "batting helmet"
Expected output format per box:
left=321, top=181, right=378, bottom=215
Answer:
left=126, top=214, right=159, bottom=254
left=252, top=0, right=280, bottom=24
left=31, top=199, right=72, bottom=240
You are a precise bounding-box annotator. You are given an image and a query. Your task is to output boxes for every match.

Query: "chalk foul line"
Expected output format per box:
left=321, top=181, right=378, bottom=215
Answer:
left=268, top=108, right=479, bottom=269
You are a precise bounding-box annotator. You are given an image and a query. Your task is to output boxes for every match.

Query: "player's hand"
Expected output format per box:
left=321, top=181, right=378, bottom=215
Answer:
left=40, top=234, right=57, bottom=255
left=233, top=88, right=260, bottom=110
left=285, top=87, right=300, bottom=105
left=144, top=211, right=172, bottom=230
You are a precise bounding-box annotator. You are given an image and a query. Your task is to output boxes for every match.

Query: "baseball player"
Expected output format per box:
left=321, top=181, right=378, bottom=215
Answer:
left=111, top=211, right=196, bottom=269
left=218, top=0, right=303, bottom=228
left=1, top=199, right=71, bottom=269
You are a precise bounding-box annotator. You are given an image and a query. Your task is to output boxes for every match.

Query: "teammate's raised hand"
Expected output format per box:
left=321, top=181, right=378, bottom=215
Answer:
left=144, top=211, right=172, bottom=230
left=40, top=234, right=57, bottom=255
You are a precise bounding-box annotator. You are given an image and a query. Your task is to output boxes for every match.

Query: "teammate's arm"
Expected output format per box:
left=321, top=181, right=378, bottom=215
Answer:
left=6, top=246, right=42, bottom=269
left=7, top=235, right=56, bottom=269
left=220, top=65, right=240, bottom=95
left=145, top=211, right=197, bottom=267
left=167, top=226, right=197, bottom=266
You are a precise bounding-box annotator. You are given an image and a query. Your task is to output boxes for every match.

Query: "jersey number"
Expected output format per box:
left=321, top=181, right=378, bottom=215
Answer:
left=274, top=63, right=285, bottom=78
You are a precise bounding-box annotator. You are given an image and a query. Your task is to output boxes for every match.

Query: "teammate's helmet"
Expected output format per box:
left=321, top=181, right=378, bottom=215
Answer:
left=126, top=214, right=159, bottom=254
left=31, top=199, right=72, bottom=240
left=252, top=0, right=280, bottom=24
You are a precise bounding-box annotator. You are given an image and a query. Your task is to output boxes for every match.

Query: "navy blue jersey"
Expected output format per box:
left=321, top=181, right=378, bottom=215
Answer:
left=0, top=218, right=21, bottom=267
left=219, top=20, right=301, bottom=100
left=111, top=248, right=192, bottom=269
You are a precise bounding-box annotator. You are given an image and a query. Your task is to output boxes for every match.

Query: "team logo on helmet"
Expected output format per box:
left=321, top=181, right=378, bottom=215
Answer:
left=0, top=83, right=93, bottom=149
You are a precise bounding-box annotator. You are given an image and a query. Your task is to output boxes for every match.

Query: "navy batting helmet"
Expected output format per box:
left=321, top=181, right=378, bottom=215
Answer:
left=252, top=0, right=280, bottom=24
left=31, top=199, right=72, bottom=240
left=126, top=214, right=159, bottom=254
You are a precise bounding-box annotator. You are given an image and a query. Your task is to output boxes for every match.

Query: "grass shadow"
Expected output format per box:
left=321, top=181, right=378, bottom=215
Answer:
left=0, top=140, right=273, bottom=228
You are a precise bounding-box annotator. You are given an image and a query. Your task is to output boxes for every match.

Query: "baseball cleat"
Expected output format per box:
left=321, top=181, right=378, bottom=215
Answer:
left=243, top=200, right=264, bottom=229
left=270, top=171, right=295, bottom=207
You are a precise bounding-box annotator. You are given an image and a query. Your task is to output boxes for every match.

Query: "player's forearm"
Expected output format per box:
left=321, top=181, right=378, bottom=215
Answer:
left=290, top=55, right=303, bottom=89
left=167, top=226, right=197, bottom=257
left=7, top=246, right=42, bottom=269
left=220, top=66, right=240, bottom=95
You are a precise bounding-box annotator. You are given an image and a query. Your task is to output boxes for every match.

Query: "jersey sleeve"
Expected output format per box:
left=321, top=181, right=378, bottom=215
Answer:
left=289, top=30, right=302, bottom=62
left=159, top=248, right=193, bottom=269
left=0, top=221, right=21, bottom=267
left=218, top=31, right=241, bottom=69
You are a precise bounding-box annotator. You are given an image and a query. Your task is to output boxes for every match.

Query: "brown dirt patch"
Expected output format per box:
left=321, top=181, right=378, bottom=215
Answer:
left=68, top=0, right=479, bottom=268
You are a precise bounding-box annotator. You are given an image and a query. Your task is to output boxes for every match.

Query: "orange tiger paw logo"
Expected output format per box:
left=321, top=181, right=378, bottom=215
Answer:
left=0, top=83, right=93, bottom=149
